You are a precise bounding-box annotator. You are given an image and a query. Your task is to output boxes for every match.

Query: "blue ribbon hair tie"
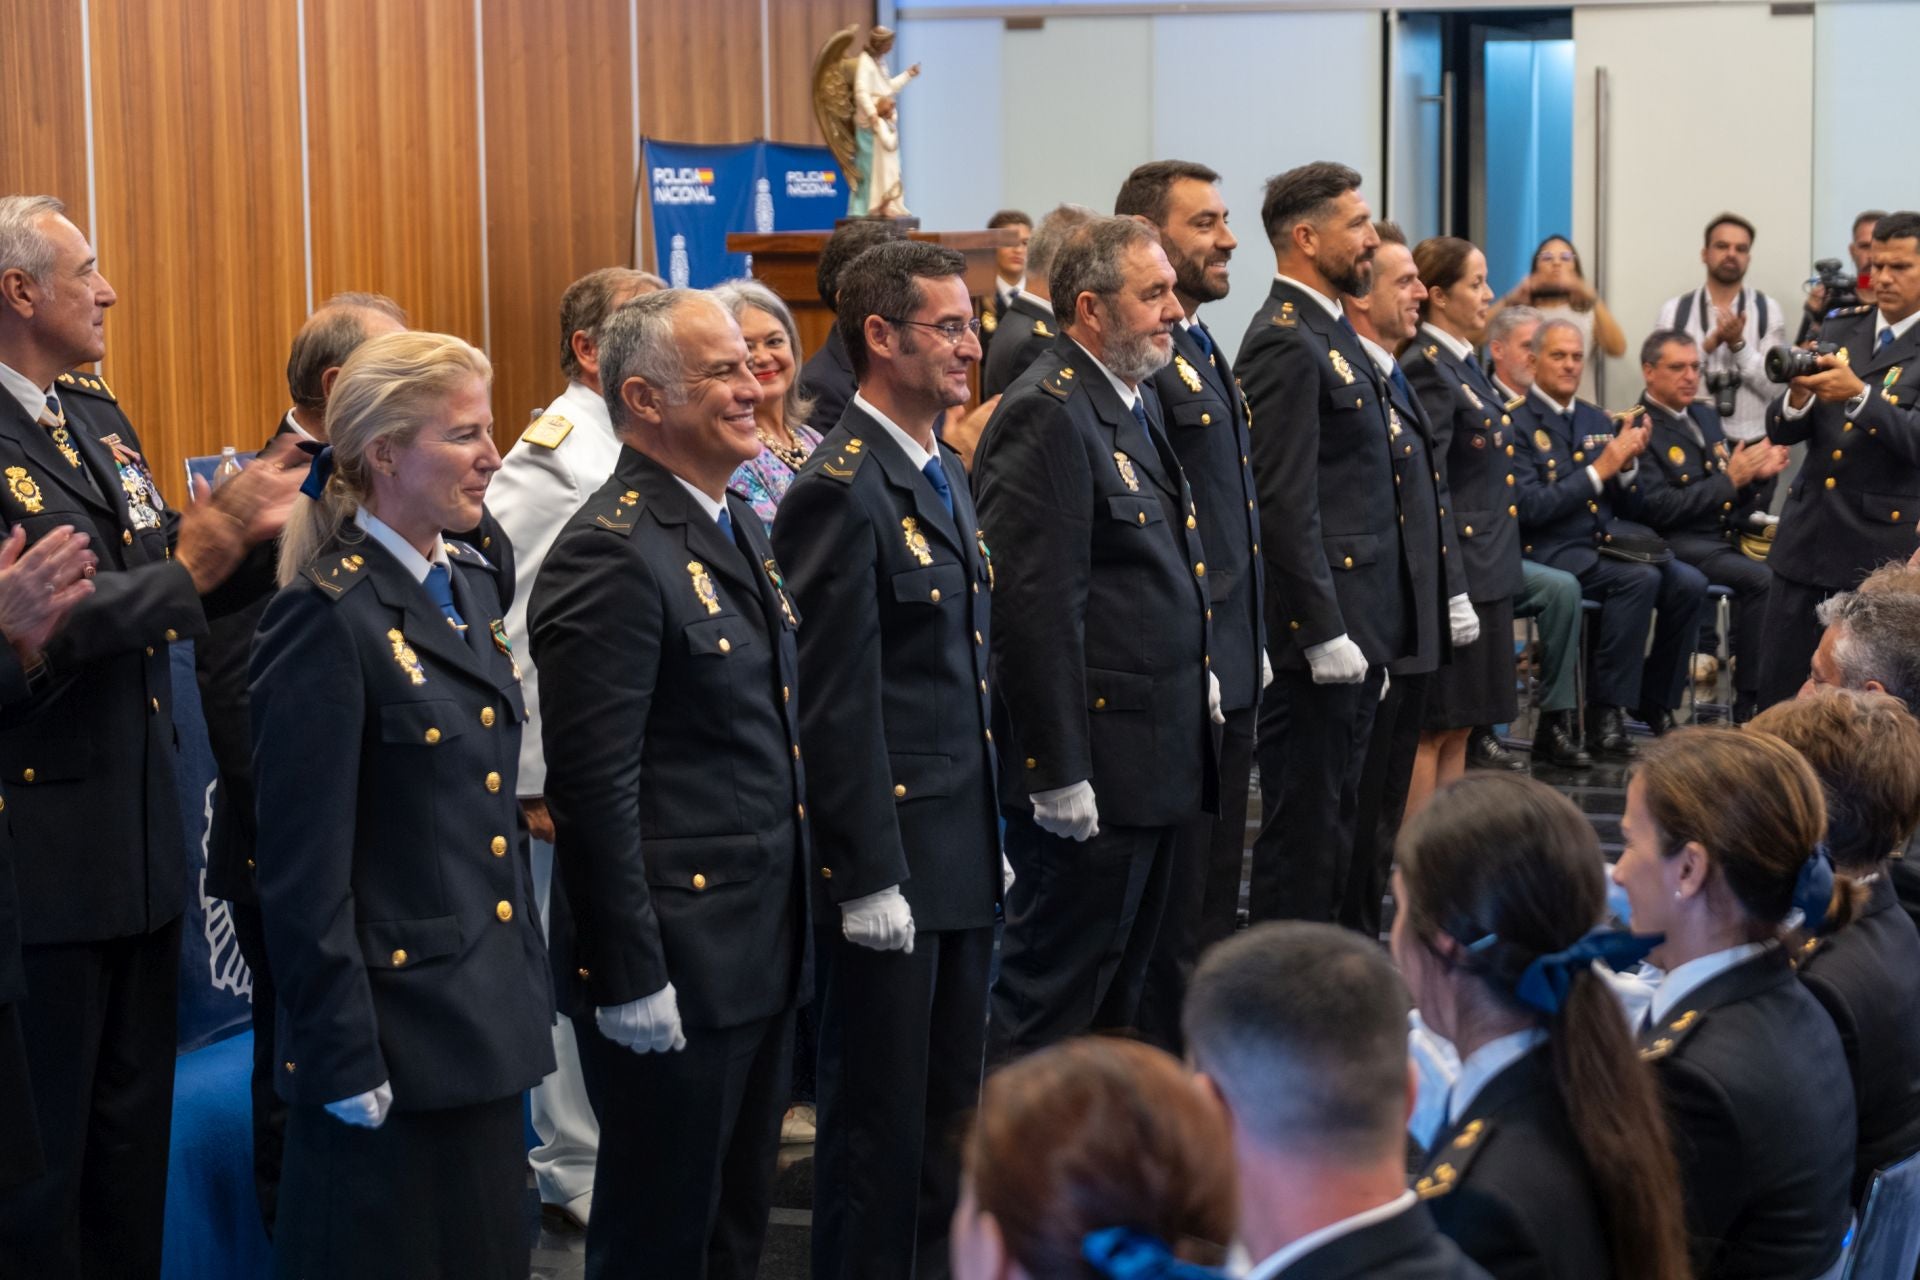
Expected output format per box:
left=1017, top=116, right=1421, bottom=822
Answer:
left=1793, top=843, right=1837, bottom=932
left=1513, top=928, right=1664, bottom=1016
left=1082, top=1228, right=1224, bottom=1280
left=297, top=441, right=334, bottom=500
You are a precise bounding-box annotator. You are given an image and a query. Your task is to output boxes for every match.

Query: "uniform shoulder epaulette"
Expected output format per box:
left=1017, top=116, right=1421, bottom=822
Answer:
left=1032, top=318, right=1054, bottom=338
left=520, top=413, right=574, bottom=450
left=1793, top=932, right=1829, bottom=969
left=1827, top=303, right=1874, bottom=320
left=1639, top=1006, right=1707, bottom=1062
left=302, top=550, right=374, bottom=598
left=589, top=485, right=643, bottom=536
left=442, top=537, right=494, bottom=571
left=1039, top=366, right=1077, bottom=401
left=1271, top=299, right=1299, bottom=329
left=1504, top=394, right=1525, bottom=412
left=1415, top=1116, right=1494, bottom=1201
left=55, top=369, right=116, bottom=402
left=811, top=435, right=870, bottom=484
left=1610, top=403, right=1647, bottom=425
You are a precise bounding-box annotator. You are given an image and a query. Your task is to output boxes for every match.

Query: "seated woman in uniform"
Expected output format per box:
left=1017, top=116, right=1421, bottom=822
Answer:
left=1613, top=727, right=1862, bottom=1280
left=1750, top=689, right=1920, bottom=1204
left=1391, top=772, right=1690, bottom=1280
left=952, top=1037, right=1235, bottom=1280
left=250, top=332, right=556, bottom=1280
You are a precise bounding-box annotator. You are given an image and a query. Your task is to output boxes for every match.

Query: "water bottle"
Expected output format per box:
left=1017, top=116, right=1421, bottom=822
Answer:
left=212, top=446, right=243, bottom=490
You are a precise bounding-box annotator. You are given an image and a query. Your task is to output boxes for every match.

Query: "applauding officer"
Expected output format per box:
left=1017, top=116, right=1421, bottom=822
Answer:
left=775, top=240, right=999, bottom=1279
left=249, top=333, right=555, bottom=1278
left=973, top=216, right=1218, bottom=1057
left=532, top=290, right=809, bottom=1280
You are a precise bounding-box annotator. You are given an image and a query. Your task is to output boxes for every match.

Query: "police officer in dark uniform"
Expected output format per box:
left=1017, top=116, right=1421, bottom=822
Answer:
left=1759, top=211, right=1920, bottom=707
left=799, top=218, right=904, bottom=434
left=973, top=215, right=1218, bottom=1058
left=532, top=290, right=810, bottom=1280
left=1233, top=162, right=1412, bottom=925
left=1634, top=328, right=1787, bottom=722
left=1511, top=318, right=1707, bottom=754
left=774, top=241, right=999, bottom=1280
left=0, top=194, right=305, bottom=1274
left=250, top=331, right=553, bottom=1278
left=981, top=208, right=1031, bottom=365
left=981, top=204, right=1089, bottom=400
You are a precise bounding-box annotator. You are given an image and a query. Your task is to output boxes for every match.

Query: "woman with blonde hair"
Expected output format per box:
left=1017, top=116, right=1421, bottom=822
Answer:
left=251, top=331, right=554, bottom=1278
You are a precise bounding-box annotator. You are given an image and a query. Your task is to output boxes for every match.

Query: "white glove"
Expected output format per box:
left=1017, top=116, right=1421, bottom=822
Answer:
left=1031, top=780, right=1100, bottom=842
left=841, top=885, right=916, bottom=954
left=1381, top=669, right=1392, bottom=703
left=596, top=983, right=687, bottom=1055
left=1260, top=649, right=1274, bottom=689
left=1001, top=853, right=1016, bottom=894
left=324, top=1080, right=393, bottom=1130
left=1207, top=670, right=1225, bottom=725
left=1448, top=594, right=1481, bottom=647
left=1304, top=635, right=1368, bottom=685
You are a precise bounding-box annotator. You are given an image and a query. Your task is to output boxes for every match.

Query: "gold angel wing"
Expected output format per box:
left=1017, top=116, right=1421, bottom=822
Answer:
left=811, top=25, right=862, bottom=186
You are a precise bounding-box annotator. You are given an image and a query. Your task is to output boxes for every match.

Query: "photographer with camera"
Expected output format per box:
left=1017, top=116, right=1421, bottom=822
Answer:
left=1757, top=210, right=1920, bottom=708
left=1656, top=213, right=1787, bottom=443
left=1801, top=210, right=1886, bottom=343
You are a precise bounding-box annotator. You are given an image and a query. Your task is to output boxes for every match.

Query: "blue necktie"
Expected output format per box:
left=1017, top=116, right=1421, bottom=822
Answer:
left=1878, top=327, right=1895, bottom=354
left=1337, top=313, right=1360, bottom=342
left=1128, top=396, right=1158, bottom=458
left=716, top=506, right=734, bottom=542
left=1390, top=363, right=1414, bottom=408
left=922, top=457, right=953, bottom=516
left=1188, top=321, right=1216, bottom=363
left=423, top=563, right=464, bottom=629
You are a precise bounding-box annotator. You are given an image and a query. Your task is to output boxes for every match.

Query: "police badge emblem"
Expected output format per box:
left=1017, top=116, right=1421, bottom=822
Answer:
left=1668, top=445, right=1686, bottom=464
left=1533, top=429, right=1553, bottom=453
left=1329, top=350, right=1356, bottom=386
left=6, top=466, right=43, bottom=514
left=902, top=517, right=934, bottom=566
left=687, top=560, right=722, bottom=615
left=1113, top=452, right=1141, bottom=492
left=1175, top=355, right=1203, bottom=393
left=387, top=628, right=427, bottom=686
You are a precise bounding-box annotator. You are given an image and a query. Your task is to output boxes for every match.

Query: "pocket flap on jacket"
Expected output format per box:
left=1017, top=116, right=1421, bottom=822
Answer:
left=358, top=914, right=462, bottom=969
left=683, top=617, right=755, bottom=657
left=1086, top=666, right=1152, bottom=712
left=643, top=832, right=767, bottom=891
left=888, top=751, right=953, bottom=801
left=1107, top=496, right=1164, bottom=526
left=890, top=562, right=967, bottom=605
left=378, top=699, right=467, bottom=746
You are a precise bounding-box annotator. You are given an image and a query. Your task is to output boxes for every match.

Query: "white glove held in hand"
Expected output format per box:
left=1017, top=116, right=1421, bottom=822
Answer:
left=1031, top=780, right=1100, bottom=842
left=1260, top=649, right=1274, bottom=689
left=1001, top=854, right=1016, bottom=894
left=841, top=885, right=916, bottom=954
left=1448, top=594, right=1481, bottom=647
left=1207, top=671, right=1225, bottom=725
left=1304, top=635, right=1368, bottom=685
left=324, top=1080, right=393, bottom=1129
left=597, top=983, right=687, bottom=1054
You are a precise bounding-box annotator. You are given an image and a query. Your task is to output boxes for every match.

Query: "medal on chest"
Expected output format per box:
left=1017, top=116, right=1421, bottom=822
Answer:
left=100, top=433, right=165, bottom=531
left=387, top=628, right=427, bottom=686
left=488, top=618, right=523, bottom=682
left=902, top=516, right=934, bottom=566
left=762, top=557, right=799, bottom=628
left=687, top=560, right=721, bottom=616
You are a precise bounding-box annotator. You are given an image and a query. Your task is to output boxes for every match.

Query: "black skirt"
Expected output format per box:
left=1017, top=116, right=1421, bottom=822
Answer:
left=1424, top=596, right=1519, bottom=730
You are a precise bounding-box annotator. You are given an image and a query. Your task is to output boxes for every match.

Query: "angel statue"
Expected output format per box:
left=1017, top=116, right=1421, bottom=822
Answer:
left=812, top=25, right=920, bottom=218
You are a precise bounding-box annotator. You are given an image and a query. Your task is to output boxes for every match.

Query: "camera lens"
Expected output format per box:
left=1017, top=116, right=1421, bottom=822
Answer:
left=1765, top=345, right=1813, bottom=383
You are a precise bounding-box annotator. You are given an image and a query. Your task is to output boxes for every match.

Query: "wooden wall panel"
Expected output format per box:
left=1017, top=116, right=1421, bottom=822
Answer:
left=0, top=0, right=90, bottom=264
left=306, top=0, right=484, bottom=345
left=89, top=0, right=306, bottom=495
left=481, top=0, right=635, bottom=432
left=639, top=0, right=765, bottom=144
left=767, top=0, right=876, bottom=147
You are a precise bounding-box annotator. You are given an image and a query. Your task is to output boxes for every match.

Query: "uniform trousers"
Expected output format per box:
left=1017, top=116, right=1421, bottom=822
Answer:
left=1758, top=574, right=1837, bottom=709
left=812, top=924, right=992, bottom=1280
left=1137, top=705, right=1254, bottom=1051
left=988, top=814, right=1181, bottom=1060
left=1672, top=539, right=1772, bottom=695
left=1341, top=672, right=1430, bottom=940
left=1248, top=667, right=1384, bottom=924
left=229, top=901, right=285, bottom=1236
left=526, top=837, right=598, bottom=1217
left=576, top=1006, right=794, bottom=1280
left=0, top=915, right=180, bottom=1279
left=0, top=1004, right=43, bottom=1193
left=1574, top=555, right=1708, bottom=712
left=1514, top=560, right=1583, bottom=713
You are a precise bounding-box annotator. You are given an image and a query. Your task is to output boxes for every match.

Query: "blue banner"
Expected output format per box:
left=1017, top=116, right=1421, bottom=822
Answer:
left=760, top=141, right=846, bottom=236
left=642, top=139, right=844, bottom=288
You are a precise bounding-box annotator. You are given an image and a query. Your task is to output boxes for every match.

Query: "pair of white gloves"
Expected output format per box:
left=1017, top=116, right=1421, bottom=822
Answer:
left=1302, top=597, right=1479, bottom=687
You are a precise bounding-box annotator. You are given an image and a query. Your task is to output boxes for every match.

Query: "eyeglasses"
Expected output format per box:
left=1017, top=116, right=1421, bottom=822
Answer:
left=1537, top=251, right=1576, bottom=265
left=885, top=316, right=983, bottom=346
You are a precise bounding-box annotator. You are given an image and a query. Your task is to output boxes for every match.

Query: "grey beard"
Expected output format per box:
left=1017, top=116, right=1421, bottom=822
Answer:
left=1104, top=329, right=1173, bottom=383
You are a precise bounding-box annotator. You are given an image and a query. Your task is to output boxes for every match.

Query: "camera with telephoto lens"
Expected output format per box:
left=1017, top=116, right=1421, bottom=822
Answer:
left=1765, top=342, right=1841, bottom=383
left=1809, top=258, right=1860, bottom=314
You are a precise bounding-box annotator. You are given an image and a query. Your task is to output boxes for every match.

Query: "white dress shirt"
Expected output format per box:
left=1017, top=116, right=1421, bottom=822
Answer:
left=353, top=506, right=449, bottom=584
left=1649, top=941, right=1769, bottom=1026
left=1276, top=273, right=1345, bottom=321
left=1240, top=1192, right=1421, bottom=1280
left=851, top=390, right=935, bottom=472
left=672, top=475, right=727, bottom=525
left=1446, top=1027, right=1549, bottom=1125
left=0, top=361, right=55, bottom=425
left=280, top=409, right=315, bottom=441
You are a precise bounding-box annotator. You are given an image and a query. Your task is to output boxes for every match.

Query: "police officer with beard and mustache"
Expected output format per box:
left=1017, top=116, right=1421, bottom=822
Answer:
left=1233, top=162, right=1412, bottom=928
left=973, top=215, right=1220, bottom=1058
left=1115, top=161, right=1264, bottom=1046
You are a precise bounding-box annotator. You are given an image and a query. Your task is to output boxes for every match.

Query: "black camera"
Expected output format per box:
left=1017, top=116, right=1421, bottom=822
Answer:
left=1705, top=369, right=1742, bottom=417
left=1765, top=342, right=1840, bottom=383
left=1810, top=258, right=1860, bottom=314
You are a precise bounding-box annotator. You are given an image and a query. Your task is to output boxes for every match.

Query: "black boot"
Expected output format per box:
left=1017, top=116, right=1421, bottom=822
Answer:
left=1537, top=709, right=1593, bottom=769
left=1634, top=707, right=1676, bottom=737
left=1588, top=705, right=1635, bottom=758
left=1467, top=726, right=1527, bottom=772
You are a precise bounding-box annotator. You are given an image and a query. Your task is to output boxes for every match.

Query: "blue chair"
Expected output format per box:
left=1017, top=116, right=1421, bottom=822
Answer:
left=1843, top=1147, right=1920, bottom=1279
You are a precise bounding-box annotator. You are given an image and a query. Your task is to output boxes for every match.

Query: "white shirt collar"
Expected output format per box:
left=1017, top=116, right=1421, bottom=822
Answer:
left=281, top=409, right=316, bottom=441
left=558, top=377, right=618, bottom=439
left=1447, top=1027, right=1549, bottom=1124
left=1650, top=941, right=1770, bottom=1025
left=852, top=390, right=937, bottom=472
left=998, top=274, right=1024, bottom=303
left=1878, top=309, right=1920, bottom=345
left=1242, top=1192, right=1420, bottom=1280
left=1069, top=338, right=1145, bottom=413
left=1356, top=334, right=1395, bottom=377
left=1492, top=375, right=1524, bottom=403
left=672, top=475, right=727, bottom=525
left=1420, top=322, right=1474, bottom=363
left=353, top=506, right=449, bottom=585
left=1014, top=289, right=1053, bottom=316
left=1531, top=385, right=1577, bottom=417
left=1276, top=273, right=1344, bottom=321
left=0, top=361, right=54, bottom=425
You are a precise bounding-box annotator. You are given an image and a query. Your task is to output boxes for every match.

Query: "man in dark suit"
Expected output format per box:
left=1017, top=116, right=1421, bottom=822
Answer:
left=1633, top=328, right=1788, bottom=722
left=1232, top=162, right=1410, bottom=925
left=1115, top=161, right=1265, bottom=1038
left=531, top=289, right=810, bottom=1280
left=0, top=193, right=305, bottom=1273
left=973, top=215, right=1218, bottom=1059
left=1511, top=319, right=1707, bottom=754
left=775, top=241, right=1000, bottom=1279
left=1759, top=210, right=1920, bottom=706
left=798, top=218, right=903, bottom=435
left=980, top=208, right=1030, bottom=365
left=1186, top=924, right=1492, bottom=1280
left=981, top=203, right=1091, bottom=399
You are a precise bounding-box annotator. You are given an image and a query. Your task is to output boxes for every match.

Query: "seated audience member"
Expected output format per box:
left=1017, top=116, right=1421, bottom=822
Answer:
left=981, top=203, right=1094, bottom=399
left=1392, top=773, right=1690, bottom=1280
left=1612, top=727, right=1860, bottom=1280
left=951, top=1037, right=1234, bottom=1280
left=1184, top=923, right=1492, bottom=1280
left=1750, top=690, right=1920, bottom=1203
left=713, top=278, right=821, bottom=533
left=799, top=217, right=904, bottom=432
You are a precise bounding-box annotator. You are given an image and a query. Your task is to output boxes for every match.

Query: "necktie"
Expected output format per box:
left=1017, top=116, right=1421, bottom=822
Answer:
left=1188, top=321, right=1216, bottom=363
left=1390, top=363, right=1414, bottom=408
left=38, top=392, right=60, bottom=427
left=1464, top=350, right=1487, bottom=377
left=716, top=506, right=734, bottom=543
left=1878, top=327, right=1895, bottom=354
left=1337, top=313, right=1360, bottom=343
left=423, top=563, right=465, bottom=629
left=1128, top=396, right=1157, bottom=457
left=922, top=457, right=953, bottom=516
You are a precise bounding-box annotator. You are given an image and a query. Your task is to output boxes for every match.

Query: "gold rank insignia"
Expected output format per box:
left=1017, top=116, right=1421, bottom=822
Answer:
left=1534, top=429, right=1553, bottom=453
left=1174, top=355, right=1203, bottom=393
left=687, top=560, right=721, bottom=615
left=387, top=628, right=427, bottom=686
left=763, top=557, right=799, bottom=627
left=1033, top=320, right=1054, bottom=338
left=1329, top=349, right=1356, bottom=385
left=902, top=517, right=933, bottom=566
left=1668, top=445, right=1686, bottom=464
left=1424, top=344, right=1439, bottom=362
left=521, top=413, right=574, bottom=450
left=1273, top=300, right=1297, bottom=328
left=488, top=619, right=522, bottom=681
left=6, top=466, right=43, bottom=514
left=1461, top=382, right=1484, bottom=411
left=981, top=309, right=998, bottom=334
left=1113, top=451, right=1141, bottom=492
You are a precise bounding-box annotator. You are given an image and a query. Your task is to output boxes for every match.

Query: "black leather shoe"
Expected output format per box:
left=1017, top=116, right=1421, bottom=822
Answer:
left=1588, top=705, right=1635, bottom=757
left=1732, top=693, right=1760, bottom=725
left=1467, top=727, right=1527, bottom=772
left=1635, top=707, right=1676, bottom=737
left=1537, top=709, right=1593, bottom=769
